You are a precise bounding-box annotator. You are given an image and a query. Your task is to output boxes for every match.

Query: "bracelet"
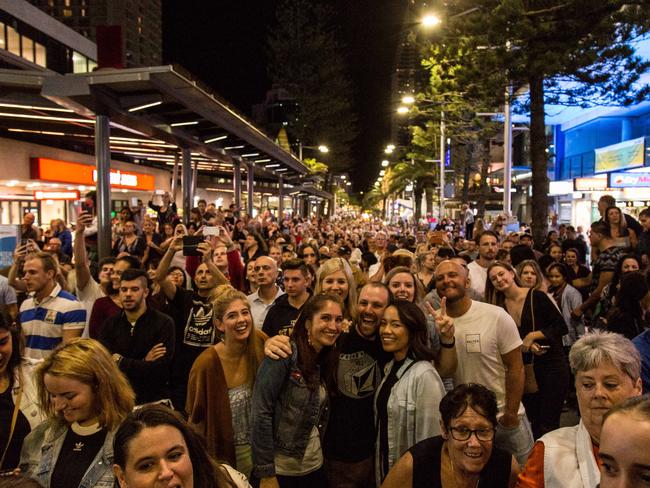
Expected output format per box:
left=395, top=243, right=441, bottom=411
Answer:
left=440, top=338, right=455, bottom=348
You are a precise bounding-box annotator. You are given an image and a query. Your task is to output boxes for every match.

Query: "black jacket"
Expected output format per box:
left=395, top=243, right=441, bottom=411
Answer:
left=99, top=307, right=175, bottom=404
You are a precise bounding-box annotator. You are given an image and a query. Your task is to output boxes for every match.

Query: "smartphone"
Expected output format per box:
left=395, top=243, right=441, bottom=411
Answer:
left=203, top=226, right=219, bottom=236
left=538, top=345, right=551, bottom=350
left=182, top=235, right=204, bottom=256
left=20, top=238, right=28, bottom=246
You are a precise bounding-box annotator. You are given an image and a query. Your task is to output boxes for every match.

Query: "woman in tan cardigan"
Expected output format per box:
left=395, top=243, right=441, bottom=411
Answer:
left=186, top=285, right=267, bottom=478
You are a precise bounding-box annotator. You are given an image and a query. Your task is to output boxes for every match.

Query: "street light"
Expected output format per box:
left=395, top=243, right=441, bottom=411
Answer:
left=402, top=96, right=415, bottom=105
left=397, top=106, right=409, bottom=115
left=381, top=160, right=389, bottom=167
left=298, top=143, right=329, bottom=161
left=422, top=14, right=442, bottom=28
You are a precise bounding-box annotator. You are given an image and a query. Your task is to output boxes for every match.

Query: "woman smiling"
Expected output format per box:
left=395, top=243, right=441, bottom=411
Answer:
left=381, top=384, right=519, bottom=488
left=374, top=300, right=446, bottom=485
left=186, top=285, right=267, bottom=478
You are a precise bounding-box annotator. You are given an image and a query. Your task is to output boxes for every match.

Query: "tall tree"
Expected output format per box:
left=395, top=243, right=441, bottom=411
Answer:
left=267, top=0, right=358, bottom=173
left=434, top=0, right=650, bottom=244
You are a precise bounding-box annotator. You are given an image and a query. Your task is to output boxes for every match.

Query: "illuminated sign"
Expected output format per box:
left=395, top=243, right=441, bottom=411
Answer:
left=609, top=172, right=650, bottom=188
left=33, top=190, right=80, bottom=200
left=595, top=137, right=645, bottom=174
left=574, top=176, right=608, bottom=191
left=30, top=158, right=155, bottom=191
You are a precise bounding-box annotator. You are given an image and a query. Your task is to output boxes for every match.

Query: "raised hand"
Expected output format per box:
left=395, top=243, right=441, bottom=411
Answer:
left=425, top=297, right=455, bottom=346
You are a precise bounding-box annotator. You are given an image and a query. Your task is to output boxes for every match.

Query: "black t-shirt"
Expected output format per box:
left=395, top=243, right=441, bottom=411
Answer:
left=377, top=358, right=406, bottom=482
left=323, top=327, right=391, bottom=462
left=0, top=387, right=30, bottom=469
left=169, top=288, right=218, bottom=410
left=410, top=436, right=511, bottom=488
left=50, top=425, right=106, bottom=488
left=261, top=294, right=306, bottom=337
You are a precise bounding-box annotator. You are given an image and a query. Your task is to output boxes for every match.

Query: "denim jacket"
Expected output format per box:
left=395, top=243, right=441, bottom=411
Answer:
left=374, top=357, right=445, bottom=485
left=19, top=420, right=116, bottom=488
left=251, top=342, right=330, bottom=479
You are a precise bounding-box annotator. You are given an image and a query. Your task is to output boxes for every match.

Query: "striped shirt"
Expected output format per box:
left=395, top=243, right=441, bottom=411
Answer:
left=19, top=283, right=86, bottom=360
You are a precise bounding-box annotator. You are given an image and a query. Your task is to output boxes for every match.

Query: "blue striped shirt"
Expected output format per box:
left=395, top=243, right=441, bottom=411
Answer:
left=19, top=283, right=86, bottom=360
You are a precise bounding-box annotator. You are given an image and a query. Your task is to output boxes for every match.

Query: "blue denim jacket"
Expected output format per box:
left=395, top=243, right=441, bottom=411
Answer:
left=251, top=342, right=330, bottom=479
left=19, top=420, right=115, bottom=488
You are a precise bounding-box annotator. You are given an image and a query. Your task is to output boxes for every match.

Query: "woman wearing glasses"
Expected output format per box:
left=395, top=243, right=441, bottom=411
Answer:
left=381, top=383, right=519, bottom=488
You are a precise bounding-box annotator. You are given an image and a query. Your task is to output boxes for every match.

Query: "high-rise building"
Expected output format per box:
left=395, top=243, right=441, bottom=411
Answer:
left=27, top=0, right=161, bottom=67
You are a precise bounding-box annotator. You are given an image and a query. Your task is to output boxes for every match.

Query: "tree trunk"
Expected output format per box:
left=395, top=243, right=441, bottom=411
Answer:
left=425, top=185, right=434, bottom=217
left=529, top=75, right=549, bottom=248
left=414, top=182, right=423, bottom=222
left=462, top=152, right=471, bottom=204
left=476, top=139, right=491, bottom=218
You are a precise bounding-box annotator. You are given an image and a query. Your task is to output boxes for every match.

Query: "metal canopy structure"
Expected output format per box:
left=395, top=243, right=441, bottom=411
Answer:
left=0, top=66, right=333, bottom=258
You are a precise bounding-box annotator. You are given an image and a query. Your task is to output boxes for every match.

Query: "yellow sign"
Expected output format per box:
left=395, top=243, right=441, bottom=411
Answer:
left=595, top=137, right=645, bottom=173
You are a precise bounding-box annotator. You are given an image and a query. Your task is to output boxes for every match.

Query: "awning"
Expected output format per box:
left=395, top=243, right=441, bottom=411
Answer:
left=0, top=66, right=309, bottom=182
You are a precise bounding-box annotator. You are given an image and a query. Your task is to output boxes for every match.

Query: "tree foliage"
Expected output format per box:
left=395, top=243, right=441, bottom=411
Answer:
left=431, top=0, right=650, bottom=244
left=267, top=0, right=358, bottom=172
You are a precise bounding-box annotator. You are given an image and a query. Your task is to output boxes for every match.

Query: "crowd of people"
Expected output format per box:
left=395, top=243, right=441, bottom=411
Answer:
left=0, top=189, right=649, bottom=488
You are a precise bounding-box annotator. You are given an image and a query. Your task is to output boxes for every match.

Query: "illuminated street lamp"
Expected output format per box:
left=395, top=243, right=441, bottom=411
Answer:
left=381, top=160, right=389, bottom=167
left=298, top=143, right=329, bottom=161
left=397, top=106, right=409, bottom=115
left=422, top=14, right=442, bottom=27
left=402, top=95, right=415, bottom=105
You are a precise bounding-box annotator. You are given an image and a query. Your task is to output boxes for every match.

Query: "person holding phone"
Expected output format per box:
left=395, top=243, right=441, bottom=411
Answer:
left=485, top=261, right=569, bottom=440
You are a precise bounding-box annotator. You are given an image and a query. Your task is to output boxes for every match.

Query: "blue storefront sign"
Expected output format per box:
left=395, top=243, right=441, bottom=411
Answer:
left=0, top=226, right=20, bottom=268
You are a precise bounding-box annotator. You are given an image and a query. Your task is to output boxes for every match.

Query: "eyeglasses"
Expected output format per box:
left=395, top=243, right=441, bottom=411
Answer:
left=449, top=426, right=495, bottom=442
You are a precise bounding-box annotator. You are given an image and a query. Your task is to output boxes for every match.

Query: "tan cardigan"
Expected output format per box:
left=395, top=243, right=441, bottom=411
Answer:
left=186, top=332, right=267, bottom=467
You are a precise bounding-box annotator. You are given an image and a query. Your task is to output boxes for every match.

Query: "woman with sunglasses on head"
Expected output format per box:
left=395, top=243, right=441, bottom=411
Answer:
left=486, top=261, right=569, bottom=440
left=381, top=383, right=519, bottom=488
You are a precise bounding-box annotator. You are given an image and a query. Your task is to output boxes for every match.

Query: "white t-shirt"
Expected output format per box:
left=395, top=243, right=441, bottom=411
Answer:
left=467, top=260, right=488, bottom=301
left=75, top=278, right=106, bottom=338
left=452, top=300, right=525, bottom=416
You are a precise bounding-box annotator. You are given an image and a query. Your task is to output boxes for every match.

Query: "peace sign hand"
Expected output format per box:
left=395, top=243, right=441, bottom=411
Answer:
left=425, top=297, right=455, bottom=346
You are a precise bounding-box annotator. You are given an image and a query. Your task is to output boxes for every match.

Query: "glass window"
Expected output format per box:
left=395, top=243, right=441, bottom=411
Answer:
left=88, top=59, right=97, bottom=72
left=35, top=43, right=46, bottom=67
left=0, top=22, right=5, bottom=50
left=22, top=36, right=34, bottom=62
left=7, top=25, right=20, bottom=56
left=72, top=51, right=87, bottom=73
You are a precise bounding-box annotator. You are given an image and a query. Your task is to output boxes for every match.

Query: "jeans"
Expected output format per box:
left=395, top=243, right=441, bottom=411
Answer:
left=495, top=412, right=534, bottom=467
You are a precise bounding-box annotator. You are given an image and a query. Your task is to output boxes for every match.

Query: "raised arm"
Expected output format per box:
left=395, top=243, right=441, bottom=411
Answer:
left=155, top=236, right=183, bottom=300
left=73, top=211, right=94, bottom=291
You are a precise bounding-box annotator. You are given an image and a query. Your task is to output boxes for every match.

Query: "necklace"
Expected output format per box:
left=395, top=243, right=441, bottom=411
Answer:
left=444, top=445, right=480, bottom=488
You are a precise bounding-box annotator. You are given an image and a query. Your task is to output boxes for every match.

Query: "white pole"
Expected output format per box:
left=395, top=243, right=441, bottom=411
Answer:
left=439, top=111, right=446, bottom=220
left=503, top=85, right=513, bottom=216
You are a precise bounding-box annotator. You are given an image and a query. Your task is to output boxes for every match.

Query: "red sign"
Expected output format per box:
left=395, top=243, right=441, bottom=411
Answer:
left=30, top=158, right=155, bottom=191
left=33, top=190, right=80, bottom=200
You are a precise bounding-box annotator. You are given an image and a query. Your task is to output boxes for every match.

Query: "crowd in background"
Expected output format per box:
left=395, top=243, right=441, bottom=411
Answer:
left=0, top=189, right=649, bottom=488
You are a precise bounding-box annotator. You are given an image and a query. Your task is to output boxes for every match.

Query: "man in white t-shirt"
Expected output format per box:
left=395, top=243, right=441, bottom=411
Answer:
left=433, top=259, right=533, bottom=466
left=466, top=230, right=498, bottom=300
left=73, top=211, right=113, bottom=337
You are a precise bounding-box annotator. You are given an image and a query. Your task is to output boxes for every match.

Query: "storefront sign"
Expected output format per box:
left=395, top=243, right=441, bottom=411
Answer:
left=609, top=172, right=650, bottom=188
left=574, top=176, right=608, bottom=191
left=30, top=158, right=155, bottom=191
left=33, top=190, right=80, bottom=200
left=0, top=225, right=19, bottom=268
left=595, top=137, right=645, bottom=173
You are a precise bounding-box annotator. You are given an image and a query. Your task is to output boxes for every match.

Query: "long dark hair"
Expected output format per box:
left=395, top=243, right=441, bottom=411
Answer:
left=606, top=254, right=640, bottom=302
left=113, top=405, right=237, bottom=488
left=609, top=271, right=647, bottom=325
left=291, top=294, right=342, bottom=392
left=0, top=316, right=23, bottom=389
left=389, top=300, right=436, bottom=361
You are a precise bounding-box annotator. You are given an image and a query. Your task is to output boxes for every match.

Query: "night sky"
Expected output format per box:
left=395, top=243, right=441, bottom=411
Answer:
left=162, top=1, right=406, bottom=194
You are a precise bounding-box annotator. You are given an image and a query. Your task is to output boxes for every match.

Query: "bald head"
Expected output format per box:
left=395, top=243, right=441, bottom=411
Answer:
left=434, top=260, right=469, bottom=303
left=255, top=256, right=279, bottom=286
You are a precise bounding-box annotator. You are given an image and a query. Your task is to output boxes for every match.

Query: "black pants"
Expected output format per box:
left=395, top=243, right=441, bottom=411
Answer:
left=277, top=468, right=327, bottom=488
left=523, top=359, right=570, bottom=440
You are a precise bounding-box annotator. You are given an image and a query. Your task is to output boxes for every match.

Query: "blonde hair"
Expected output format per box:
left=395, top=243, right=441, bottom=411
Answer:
left=36, top=339, right=135, bottom=430
left=211, top=285, right=265, bottom=387
left=315, top=258, right=357, bottom=320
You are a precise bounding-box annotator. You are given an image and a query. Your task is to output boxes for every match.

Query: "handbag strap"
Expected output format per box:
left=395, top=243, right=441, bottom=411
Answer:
left=0, top=386, right=22, bottom=469
left=529, top=292, right=535, bottom=366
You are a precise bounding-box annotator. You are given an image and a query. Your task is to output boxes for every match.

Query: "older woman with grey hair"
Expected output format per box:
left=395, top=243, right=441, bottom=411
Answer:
left=516, top=331, right=642, bottom=488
